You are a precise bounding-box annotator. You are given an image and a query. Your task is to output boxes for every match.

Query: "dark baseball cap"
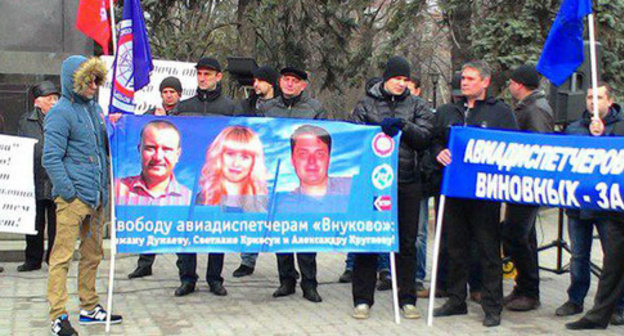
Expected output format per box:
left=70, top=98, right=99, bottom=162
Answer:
left=32, top=81, right=59, bottom=99
left=195, top=57, right=221, bottom=72
left=280, top=66, right=308, bottom=81
left=253, top=65, right=279, bottom=87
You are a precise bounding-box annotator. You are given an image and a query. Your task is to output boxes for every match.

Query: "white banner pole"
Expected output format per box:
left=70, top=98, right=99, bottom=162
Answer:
left=427, top=195, right=446, bottom=327
left=587, top=13, right=600, bottom=120
left=389, top=252, right=401, bottom=324
left=105, top=127, right=118, bottom=333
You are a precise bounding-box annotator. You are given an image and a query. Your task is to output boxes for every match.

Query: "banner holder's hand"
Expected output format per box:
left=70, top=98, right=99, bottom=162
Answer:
left=589, top=117, right=604, bottom=136
left=436, top=148, right=452, bottom=166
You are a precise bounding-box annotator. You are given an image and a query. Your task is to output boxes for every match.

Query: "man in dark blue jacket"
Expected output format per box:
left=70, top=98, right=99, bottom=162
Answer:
left=43, top=55, right=122, bottom=336
left=561, top=81, right=624, bottom=329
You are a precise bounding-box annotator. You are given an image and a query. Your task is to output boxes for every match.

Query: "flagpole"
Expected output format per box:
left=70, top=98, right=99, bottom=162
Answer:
left=587, top=13, right=600, bottom=120
left=109, top=0, right=117, bottom=55
left=427, top=195, right=445, bottom=327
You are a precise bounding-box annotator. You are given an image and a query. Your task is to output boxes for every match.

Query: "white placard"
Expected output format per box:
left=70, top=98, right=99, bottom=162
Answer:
left=0, top=134, right=37, bottom=235
left=98, top=56, right=198, bottom=115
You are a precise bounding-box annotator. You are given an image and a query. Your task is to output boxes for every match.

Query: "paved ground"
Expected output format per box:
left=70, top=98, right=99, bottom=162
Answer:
left=1, top=208, right=623, bottom=335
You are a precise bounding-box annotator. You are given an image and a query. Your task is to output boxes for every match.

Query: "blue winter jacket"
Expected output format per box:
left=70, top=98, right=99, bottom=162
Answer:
left=42, top=55, right=110, bottom=208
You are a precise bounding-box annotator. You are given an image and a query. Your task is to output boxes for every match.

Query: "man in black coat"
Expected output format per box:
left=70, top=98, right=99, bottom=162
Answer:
left=174, top=57, right=236, bottom=116
left=432, top=60, right=518, bottom=327
left=349, top=56, right=434, bottom=320
left=174, top=57, right=236, bottom=298
left=502, top=65, right=554, bottom=311
left=16, top=80, right=60, bottom=272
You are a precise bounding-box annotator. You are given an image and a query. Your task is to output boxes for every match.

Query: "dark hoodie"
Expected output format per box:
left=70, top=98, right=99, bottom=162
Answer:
left=565, top=104, right=624, bottom=220
left=174, top=82, right=236, bottom=116
left=351, top=78, right=434, bottom=184
left=42, top=55, right=109, bottom=208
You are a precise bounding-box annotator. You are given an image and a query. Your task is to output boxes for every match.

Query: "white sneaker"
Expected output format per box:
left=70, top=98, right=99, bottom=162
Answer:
left=401, top=304, right=421, bottom=319
left=352, top=303, right=370, bottom=319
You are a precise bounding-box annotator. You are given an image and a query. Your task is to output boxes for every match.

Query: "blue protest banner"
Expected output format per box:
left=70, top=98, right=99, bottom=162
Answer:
left=110, top=116, right=399, bottom=254
left=441, top=126, right=624, bottom=212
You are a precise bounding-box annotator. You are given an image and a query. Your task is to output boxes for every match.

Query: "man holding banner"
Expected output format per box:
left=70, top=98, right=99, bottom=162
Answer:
left=350, top=56, right=434, bottom=319
left=561, top=81, right=624, bottom=329
left=432, top=60, right=518, bottom=327
left=264, top=65, right=326, bottom=302
left=175, top=56, right=237, bottom=297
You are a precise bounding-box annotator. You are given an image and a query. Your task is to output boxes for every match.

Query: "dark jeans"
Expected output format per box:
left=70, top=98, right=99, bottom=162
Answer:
left=177, top=253, right=224, bottom=285
left=344, top=252, right=389, bottom=273
left=502, top=204, right=540, bottom=299
left=445, top=198, right=502, bottom=315
left=24, top=199, right=56, bottom=266
left=583, top=218, right=624, bottom=326
left=567, top=217, right=624, bottom=309
left=276, top=253, right=317, bottom=290
left=352, top=183, right=420, bottom=307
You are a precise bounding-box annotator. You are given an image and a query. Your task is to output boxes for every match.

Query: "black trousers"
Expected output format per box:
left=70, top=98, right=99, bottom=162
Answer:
left=24, top=199, right=56, bottom=266
left=352, top=183, right=420, bottom=307
left=276, top=253, right=317, bottom=290
left=136, top=253, right=156, bottom=269
left=433, top=196, right=482, bottom=293
left=445, top=197, right=502, bottom=315
left=176, top=253, right=224, bottom=285
left=583, top=219, right=624, bottom=326
left=502, top=203, right=540, bottom=299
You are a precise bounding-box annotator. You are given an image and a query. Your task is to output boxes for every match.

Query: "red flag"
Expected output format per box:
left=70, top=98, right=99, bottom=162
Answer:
left=76, top=0, right=112, bottom=55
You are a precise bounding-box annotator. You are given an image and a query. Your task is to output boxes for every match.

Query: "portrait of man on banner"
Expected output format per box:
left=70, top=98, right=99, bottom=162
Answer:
left=115, top=120, right=191, bottom=206
left=275, top=124, right=352, bottom=213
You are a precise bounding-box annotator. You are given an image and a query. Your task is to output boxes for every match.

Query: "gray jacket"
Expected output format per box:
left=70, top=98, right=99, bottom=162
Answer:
left=514, top=90, right=554, bottom=133
left=258, top=91, right=325, bottom=119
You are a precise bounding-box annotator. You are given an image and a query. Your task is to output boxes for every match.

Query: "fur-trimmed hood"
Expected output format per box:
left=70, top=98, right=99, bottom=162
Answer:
left=60, top=55, right=107, bottom=101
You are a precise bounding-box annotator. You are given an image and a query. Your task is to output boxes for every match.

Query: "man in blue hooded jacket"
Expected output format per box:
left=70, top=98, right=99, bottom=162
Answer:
left=43, top=55, right=122, bottom=336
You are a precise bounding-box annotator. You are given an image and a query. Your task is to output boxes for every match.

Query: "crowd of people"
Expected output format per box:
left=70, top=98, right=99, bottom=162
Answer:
left=4, top=52, right=624, bottom=336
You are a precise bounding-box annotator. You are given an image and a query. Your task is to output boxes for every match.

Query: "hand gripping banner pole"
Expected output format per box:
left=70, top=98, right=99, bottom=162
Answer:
left=389, top=252, right=401, bottom=324
left=427, top=195, right=446, bottom=326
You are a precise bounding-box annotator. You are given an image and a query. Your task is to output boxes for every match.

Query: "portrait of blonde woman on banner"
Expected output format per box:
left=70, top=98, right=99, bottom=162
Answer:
left=196, top=126, right=268, bottom=213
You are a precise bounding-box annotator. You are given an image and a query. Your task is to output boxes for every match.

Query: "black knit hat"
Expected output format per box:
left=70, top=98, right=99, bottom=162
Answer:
left=159, top=76, right=182, bottom=95
left=32, top=80, right=59, bottom=99
left=383, top=56, right=411, bottom=82
left=280, top=66, right=308, bottom=81
left=511, top=64, right=540, bottom=89
left=253, top=65, right=279, bottom=87
left=195, top=57, right=221, bottom=72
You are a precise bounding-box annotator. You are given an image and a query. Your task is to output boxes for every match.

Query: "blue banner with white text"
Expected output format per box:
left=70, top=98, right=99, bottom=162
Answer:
left=110, top=116, right=399, bottom=253
left=442, top=126, right=624, bottom=212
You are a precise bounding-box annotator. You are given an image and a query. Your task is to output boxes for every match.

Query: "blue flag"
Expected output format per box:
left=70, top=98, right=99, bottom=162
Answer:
left=109, top=0, right=153, bottom=114
left=536, top=0, right=592, bottom=86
